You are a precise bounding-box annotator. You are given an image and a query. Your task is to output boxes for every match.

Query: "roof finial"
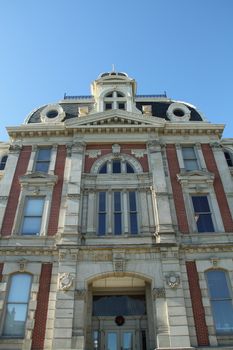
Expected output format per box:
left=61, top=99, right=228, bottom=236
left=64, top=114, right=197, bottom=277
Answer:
left=112, top=64, right=115, bottom=72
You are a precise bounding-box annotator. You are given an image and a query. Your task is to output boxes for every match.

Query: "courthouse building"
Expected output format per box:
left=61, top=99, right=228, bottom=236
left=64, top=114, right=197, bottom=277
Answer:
left=0, top=71, right=233, bottom=350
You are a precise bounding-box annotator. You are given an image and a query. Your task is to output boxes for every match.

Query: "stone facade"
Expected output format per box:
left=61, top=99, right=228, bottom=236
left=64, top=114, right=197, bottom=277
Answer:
left=0, top=71, right=233, bottom=350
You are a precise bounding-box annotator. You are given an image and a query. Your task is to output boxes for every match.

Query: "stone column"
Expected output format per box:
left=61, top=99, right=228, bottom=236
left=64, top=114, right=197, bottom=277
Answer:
left=147, top=141, right=175, bottom=242
left=63, top=142, right=85, bottom=242
left=153, top=287, right=170, bottom=348
left=86, top=190, right=96, bottom=235
left=52, top=249, right=78, bottom=350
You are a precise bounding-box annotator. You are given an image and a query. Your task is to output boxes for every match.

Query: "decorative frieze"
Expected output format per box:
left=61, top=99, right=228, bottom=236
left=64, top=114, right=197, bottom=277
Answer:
left=153, top=287, right=166, bottom=299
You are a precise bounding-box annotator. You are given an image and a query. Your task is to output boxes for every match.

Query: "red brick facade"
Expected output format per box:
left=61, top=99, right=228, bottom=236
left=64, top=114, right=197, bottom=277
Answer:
left=47, top=145, right=66, bottom=235
left=166, top=144, right=189, bottom=233
left=202, top=144, right=233, bottom=232
left=31, top=263, right=52, bottom=350
left=84, top=143, right=148, bottom=172
left=1, top=146, right=32, bottom=236
left=186, top=261, right=209, bottom=346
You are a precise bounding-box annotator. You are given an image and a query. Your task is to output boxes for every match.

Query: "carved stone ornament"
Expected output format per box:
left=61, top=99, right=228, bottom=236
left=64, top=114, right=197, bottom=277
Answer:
left=112, top=143, right=121, bottom=155
left=131, top=149, right=147, bottom=158
left=86, top=150, right=101, bottom=158
left=18, top=259, right=28, bottom=272
left=153, top=288, right=166, bottom=299
left=59, top=273, right=74, bottom=291
left=76, top=289, right=87, bottom=300
left=166, top=273, right=180, bottom=289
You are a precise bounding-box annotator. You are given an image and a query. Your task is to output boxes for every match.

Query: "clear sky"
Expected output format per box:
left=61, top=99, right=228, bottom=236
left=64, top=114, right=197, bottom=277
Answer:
left=0, top=0, right=233, bottom=141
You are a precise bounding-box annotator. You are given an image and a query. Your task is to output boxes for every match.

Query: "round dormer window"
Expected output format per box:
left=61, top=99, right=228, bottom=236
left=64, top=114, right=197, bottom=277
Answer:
left=173, top=108, right=185, bottom=117
left=167, top=103, right=191, bottom=121
left=40, top=104, right=65, bottom=123
left=46, top=110, right=59, bottom=119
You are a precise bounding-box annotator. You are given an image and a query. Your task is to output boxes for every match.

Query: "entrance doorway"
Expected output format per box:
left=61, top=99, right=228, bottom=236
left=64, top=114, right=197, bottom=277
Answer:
left=106, top=330, right=134, bottom=350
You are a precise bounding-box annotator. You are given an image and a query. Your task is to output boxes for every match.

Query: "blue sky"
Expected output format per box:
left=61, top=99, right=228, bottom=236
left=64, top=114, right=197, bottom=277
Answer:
left=0, top=0, right=233, bottom=141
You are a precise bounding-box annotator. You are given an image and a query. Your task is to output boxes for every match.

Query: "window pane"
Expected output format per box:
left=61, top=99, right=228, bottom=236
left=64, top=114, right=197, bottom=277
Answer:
left=37, top=149, right=51, bottom=161
left=35, top=162, right=50, bottom=173
left=114, top=192, right=121, bottom=211
left=114, top=213, right=122, bottom=235
left=196, top=214, right=214, bottom=232
left=8, top=274, right=32, bottom=302
left=118, top=103, right=125, bottom=110
left=98, top=214, right=106, bottom=236
left=207, top=271, right=231, bottom=299
left=126, top=162, right=134, bottom=173
left=112, top=160, right=121, bottom=173
left=212, top=300, right=233, bottom=333
left=99, top=192, right=106, bottom=212
left=105, top=103, right=112, bottom=110
left=24, top=198, right=44, bottom=216
left=184, top=160, right=199, bottom=171
left=129, top=192, right=136, bottom=211
left=3, top=304, right=28, bottom=336
left=192, top=196, right=210, bottom=212
left=21, top=217, right=42, bottom=235
left=130, top=213, right=138, bottom=234
left=99, top=162, right=107, bottom=174
left=93, top=295, right=146, bottom=316
left=182, top=147, right=196, bottom=158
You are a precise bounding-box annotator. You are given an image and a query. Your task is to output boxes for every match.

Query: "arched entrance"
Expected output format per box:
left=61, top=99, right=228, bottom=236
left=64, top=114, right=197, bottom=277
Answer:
left=86, top=273, right=154, bottom=350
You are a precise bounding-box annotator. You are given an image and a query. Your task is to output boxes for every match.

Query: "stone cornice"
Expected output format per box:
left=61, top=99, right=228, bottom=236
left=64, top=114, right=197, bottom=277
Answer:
left=6, top=121, right=224, bottom=139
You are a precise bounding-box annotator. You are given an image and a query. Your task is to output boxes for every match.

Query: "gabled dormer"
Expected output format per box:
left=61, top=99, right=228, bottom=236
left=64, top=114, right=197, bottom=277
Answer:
left=91, top=71, right=140, bottom=114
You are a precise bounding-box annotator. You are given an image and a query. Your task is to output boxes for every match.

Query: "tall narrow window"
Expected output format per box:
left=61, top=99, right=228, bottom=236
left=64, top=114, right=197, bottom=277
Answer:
left=21, top=197, right=45, bottom=235
left=113, top=192, right=122, bottom=235
left=224, top=151, right=233, bottom=167
left=129, top=192, right=138, bottom=234
left=35, top=148, right=51, bottom=173
left=206, top=270, right=233, bottom=334
left=3, top=273, right=32, bottom=337
left=182, top=147, right=199, bottom=171
left=192, top=196, right=214, bottom=232
left=0, top=155, right=8, bottom=170
left=98, top=192, right=107, bottom=235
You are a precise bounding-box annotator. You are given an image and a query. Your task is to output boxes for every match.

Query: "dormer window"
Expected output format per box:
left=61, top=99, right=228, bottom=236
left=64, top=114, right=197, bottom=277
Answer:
left=104, top=91, right=126, bottom=111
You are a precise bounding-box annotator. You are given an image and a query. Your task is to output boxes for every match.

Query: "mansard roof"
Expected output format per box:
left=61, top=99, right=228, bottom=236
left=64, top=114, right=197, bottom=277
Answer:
left=25, top=98, right=204, bottom=124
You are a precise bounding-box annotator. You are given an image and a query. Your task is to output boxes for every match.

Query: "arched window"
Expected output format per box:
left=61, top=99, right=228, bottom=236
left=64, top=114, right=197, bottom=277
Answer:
left=104, top=91, right=126, bottom=111
left=206, top=270, right=233, bottom=334
left=3, top=273, right=32, bottom=337
left=98, top=160, right=135, bottom=174
left=0, top=155, right=8, bottom=170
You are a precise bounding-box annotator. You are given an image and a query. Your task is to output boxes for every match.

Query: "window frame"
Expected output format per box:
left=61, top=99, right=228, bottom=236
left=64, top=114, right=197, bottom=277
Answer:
left=191, top=195, right=215, bottom=233
left=20, top=196, right=46, bottom=236
left=103, top=91, right=127, bottom=111
left=2, top=273, right=32, bottom=338
left=0, top=155, right=8, bottom=170
left=182, top=146, right=200, bottom=171
left=34, top=147, right=52, bottom=173
left=205, top=270, right=233, bottom=335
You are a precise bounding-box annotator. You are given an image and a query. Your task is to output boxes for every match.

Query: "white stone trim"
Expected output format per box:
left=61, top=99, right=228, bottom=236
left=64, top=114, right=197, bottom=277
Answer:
left=167, top=102, right=191, bottom=122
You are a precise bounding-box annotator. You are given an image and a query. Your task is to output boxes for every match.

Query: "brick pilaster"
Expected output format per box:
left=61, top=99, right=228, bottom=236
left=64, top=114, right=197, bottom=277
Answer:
left=202, top=144, right=233, bottom=232
left=1, top=146, right=31, bottom=236
left=47, top=145, right=66, bottom=235
left=186, top=261, right=209, bottom=346
left=166, top=144, right=189, bottom=233
left=31, top=263, right=52, bottom=350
